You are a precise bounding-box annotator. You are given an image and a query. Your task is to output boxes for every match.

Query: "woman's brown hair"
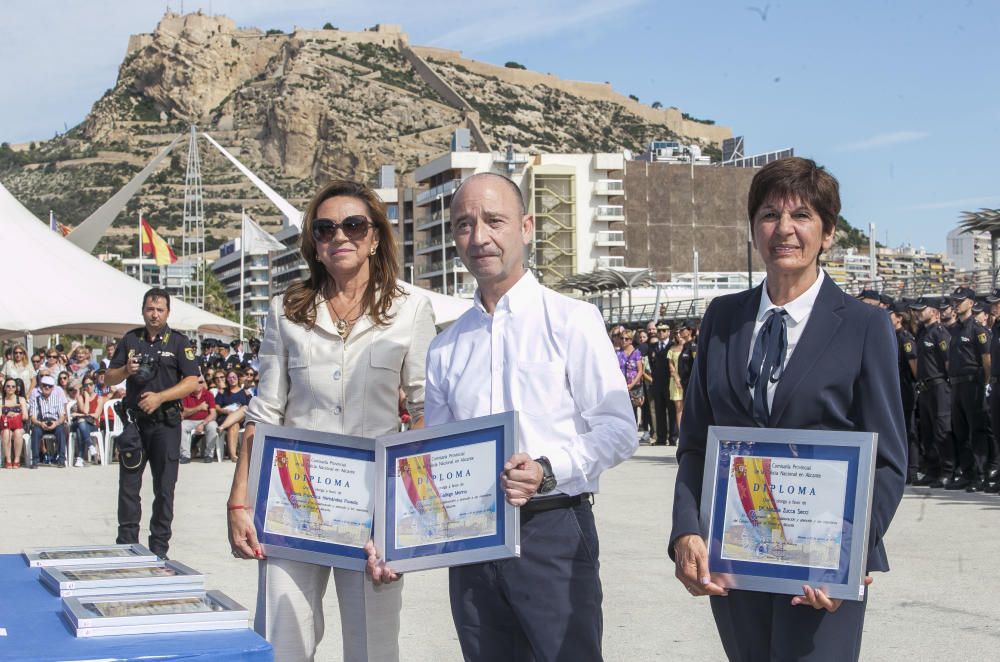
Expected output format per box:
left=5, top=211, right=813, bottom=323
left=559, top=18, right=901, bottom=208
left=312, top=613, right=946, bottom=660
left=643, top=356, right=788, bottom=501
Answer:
left=747, top=157, right=840, bottom=237
left=283, top=180, right=403, bottom=329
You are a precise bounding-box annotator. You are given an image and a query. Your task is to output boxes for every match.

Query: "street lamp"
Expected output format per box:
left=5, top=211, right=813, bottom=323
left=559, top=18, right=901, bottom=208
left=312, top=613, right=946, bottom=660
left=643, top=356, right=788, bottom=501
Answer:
left=452, top=256, right=461, bottom=295
left=438, top=193, right=447, bottom=295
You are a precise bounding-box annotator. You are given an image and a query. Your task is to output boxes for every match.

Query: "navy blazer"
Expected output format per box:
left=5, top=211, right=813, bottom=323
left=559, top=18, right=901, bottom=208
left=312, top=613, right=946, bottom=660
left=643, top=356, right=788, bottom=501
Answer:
left=670, top=275, right=907, bottom=573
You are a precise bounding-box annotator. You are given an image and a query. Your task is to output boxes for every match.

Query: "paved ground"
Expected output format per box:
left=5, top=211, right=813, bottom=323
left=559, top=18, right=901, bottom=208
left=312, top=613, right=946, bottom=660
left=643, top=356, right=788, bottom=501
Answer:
left=1, top=444, right=998, bottom=661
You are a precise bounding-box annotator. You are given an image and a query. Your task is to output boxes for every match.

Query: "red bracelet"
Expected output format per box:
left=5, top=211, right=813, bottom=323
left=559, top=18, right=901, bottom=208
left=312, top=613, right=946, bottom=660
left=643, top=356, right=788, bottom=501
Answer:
left=227, top=504, right=249, bottom=511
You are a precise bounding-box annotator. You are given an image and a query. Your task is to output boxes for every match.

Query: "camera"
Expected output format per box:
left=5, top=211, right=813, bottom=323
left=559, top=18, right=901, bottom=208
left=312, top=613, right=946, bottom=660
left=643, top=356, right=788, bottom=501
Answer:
left=132, top=352, right=159, bottom=384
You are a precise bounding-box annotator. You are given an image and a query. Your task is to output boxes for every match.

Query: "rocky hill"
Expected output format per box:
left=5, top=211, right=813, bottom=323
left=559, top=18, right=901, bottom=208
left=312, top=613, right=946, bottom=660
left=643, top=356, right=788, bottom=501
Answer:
left=0, top=11, right=731, bottom=257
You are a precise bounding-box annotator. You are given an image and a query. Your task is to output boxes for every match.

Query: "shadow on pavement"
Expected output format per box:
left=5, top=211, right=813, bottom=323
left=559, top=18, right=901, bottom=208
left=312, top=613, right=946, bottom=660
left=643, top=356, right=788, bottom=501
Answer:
left=903, top=486, right=1000, bottom=510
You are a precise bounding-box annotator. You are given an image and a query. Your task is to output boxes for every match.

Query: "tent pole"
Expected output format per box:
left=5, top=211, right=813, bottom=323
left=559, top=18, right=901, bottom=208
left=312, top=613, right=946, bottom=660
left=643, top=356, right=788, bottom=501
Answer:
left=137, top=211, right=143, bottom=284
left=240, top=208, right=246, bottom=344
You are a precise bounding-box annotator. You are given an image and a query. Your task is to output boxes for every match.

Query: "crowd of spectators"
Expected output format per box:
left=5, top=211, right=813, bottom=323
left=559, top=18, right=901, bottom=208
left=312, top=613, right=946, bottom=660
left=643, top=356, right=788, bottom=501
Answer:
left=609, top=319, right=699, bottom=445
left=0, top=337, right=260, bottom=469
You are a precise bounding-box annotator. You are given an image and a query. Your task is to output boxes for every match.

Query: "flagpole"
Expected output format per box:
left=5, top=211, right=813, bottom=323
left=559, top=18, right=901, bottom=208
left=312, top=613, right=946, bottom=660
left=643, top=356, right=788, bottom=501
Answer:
left=240, top=207, right=246, bottom=344
left=137, top=211, right=143, bottom=285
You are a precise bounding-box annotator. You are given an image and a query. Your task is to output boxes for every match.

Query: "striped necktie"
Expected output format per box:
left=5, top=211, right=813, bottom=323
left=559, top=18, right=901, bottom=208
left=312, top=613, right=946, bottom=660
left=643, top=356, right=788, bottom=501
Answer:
left=747, top=309, right=789, bottom=426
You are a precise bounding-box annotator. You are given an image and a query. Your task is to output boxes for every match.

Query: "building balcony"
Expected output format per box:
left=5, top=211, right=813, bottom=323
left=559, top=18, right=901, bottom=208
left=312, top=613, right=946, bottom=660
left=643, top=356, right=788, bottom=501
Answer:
left=415, top=233, right=455, bottom=255
left=594, top=231, right=625, bottom=247
left=597, top=256, right=625, bottom=269
left=415, top=210, right=451, bottom=233
left=455, top=282, right=477, bottom=297
left=416, top=179, right=461, bottom=206
left=416, top=259, right=466, bottom=279
left=594, top=179, right=624, bottom=196
left=594, top=205, right=625, bottom=222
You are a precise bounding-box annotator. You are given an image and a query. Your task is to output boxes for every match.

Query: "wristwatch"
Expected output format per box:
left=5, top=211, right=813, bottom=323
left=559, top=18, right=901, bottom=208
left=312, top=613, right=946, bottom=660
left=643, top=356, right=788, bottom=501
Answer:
left=535, top=456, right=557, bottom=495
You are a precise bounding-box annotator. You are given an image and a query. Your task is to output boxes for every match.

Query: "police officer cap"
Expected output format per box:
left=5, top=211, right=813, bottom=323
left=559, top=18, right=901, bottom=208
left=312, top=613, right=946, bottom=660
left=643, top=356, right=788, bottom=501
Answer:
left=879, top=293, right=894, bottom=307
left=230, top=339, right=241, bottom=350
left=656, top=323, right=670, bottom=331
left=985, top=288, right=1000, bottom=304
left=907, top=298, right=928, bottom=311
left=891, top=301, right=910, bottom=314
left=951, top=286, right=975, bottom=301
left=857, top=289, right=880, bottom=301
left=972, top=301, right=986, bottom=314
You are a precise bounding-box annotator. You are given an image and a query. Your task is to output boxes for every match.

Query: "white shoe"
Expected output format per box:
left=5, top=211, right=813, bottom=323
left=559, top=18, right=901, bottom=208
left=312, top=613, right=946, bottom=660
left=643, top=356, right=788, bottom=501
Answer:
left=74, top=457, right=85, bottom=467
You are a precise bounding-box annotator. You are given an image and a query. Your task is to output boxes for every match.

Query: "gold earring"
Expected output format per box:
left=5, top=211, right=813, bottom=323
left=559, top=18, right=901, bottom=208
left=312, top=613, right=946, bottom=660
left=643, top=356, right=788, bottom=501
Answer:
left=370, top=245, right=377, bottom=256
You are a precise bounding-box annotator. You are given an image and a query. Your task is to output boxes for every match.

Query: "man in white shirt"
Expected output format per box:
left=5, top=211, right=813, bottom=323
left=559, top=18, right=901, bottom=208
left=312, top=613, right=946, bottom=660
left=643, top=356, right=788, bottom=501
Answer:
left=387, top=173, right=637, bottom=660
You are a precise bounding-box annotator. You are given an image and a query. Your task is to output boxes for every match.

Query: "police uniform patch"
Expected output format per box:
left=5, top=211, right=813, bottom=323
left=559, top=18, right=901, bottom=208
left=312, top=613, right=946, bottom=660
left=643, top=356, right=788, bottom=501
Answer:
left=978, top=332, right=988, bottom=345
left=939, top=340, right=948, bottom=351
left=184, top=347, right=195, bottom=361
left=903, top=342, right=912, bottom=354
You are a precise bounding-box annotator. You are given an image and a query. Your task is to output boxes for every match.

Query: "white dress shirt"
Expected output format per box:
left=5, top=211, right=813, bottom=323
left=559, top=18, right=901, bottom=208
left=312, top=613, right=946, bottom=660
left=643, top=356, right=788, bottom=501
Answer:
left=747, top=270, right=826, bottom=409
left=425, top=271, right=637, bottom=496
left=246, top=290, right=436, bottom=438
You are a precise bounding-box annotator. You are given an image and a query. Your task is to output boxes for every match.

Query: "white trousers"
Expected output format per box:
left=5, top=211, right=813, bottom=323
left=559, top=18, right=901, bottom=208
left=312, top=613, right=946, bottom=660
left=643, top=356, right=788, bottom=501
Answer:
left=255, top=556, right=403, bottom=662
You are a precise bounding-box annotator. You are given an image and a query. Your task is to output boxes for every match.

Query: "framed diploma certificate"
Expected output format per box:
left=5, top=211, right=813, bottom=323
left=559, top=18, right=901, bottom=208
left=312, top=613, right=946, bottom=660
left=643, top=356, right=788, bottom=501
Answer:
left=23, top=544, right=157, bottom=568
left=247, top=424, right=377, bottom=570
left=374, top=412, right=520, bottom=573
left=63, top=590, right=249, bottom=637
left=699, top=426, right=877, bottom=601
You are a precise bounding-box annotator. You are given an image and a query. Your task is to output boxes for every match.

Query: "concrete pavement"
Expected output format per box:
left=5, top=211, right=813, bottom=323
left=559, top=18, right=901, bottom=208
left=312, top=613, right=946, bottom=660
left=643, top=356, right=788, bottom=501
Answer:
left=1, top=444, right=997, bottom=660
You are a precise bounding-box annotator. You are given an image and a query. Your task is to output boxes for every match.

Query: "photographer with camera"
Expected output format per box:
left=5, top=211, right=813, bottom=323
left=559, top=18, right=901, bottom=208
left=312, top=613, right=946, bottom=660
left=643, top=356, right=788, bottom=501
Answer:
left=104, top=288, right=200, bottom=559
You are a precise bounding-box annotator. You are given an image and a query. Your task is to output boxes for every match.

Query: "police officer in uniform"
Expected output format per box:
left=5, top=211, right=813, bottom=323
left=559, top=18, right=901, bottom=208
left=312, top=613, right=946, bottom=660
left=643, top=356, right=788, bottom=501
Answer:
left=104, top=288, right=200, bottom=558
left=911, top=297, right=952, bottom=487
left=947, top=286, right=992, bottom=492
left=647, top=323, right=673, bottom=445
left=985, top=289, right=1000, bottom=493
left=891, top=302, right=919, bottom=483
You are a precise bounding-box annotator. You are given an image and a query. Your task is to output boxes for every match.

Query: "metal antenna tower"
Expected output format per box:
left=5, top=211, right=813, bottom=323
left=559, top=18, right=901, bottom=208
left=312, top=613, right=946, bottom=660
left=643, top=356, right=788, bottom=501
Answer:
left=181, top=124, right=206, bottom=308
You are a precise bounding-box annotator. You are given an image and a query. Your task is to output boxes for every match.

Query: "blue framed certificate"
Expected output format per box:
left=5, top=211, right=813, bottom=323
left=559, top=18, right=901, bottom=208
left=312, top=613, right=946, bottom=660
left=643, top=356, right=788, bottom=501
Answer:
left=374, top=412, right=520, bottom=572
left=699, top=426, right=877, bottom=601
left=247, top=424, right=376, bottom=570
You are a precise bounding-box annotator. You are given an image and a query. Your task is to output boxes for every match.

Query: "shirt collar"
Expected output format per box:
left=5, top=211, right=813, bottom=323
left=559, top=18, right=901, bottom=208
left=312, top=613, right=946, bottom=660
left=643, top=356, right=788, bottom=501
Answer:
left=473, top=270, right=539, bottom=316
left=757, top=270, right=825, bottom=324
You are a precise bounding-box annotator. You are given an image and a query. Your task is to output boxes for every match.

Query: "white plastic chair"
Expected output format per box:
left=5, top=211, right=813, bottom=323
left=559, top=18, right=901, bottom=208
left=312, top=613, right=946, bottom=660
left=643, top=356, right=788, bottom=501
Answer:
left=67, top=401, right=105, bottom=467
left=102, top=398, right=124, bottom=463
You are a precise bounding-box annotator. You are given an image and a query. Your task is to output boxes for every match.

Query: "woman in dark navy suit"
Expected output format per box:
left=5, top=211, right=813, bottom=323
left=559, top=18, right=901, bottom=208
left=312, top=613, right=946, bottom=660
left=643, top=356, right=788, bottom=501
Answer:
left=669, top=158, right=906, bottom=661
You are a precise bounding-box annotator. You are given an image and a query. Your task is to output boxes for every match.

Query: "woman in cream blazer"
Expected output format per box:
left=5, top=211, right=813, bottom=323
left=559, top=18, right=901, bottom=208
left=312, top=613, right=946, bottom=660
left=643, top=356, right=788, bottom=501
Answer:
left=227, top=180, right=436, bottom=662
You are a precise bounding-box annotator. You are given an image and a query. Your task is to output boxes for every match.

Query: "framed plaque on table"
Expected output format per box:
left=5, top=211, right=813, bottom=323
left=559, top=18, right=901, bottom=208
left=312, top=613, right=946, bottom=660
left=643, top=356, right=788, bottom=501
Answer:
left=699, top=426, right=878, bottom=601
left=374, top=412, right=519, bottom=573
left=63, top=589, right=249, bottom=637
left=247, top=424, right=376, bottom=570
left=40, top=560, right=204, bottom=597
left=23, top=544, right=158, bottom=568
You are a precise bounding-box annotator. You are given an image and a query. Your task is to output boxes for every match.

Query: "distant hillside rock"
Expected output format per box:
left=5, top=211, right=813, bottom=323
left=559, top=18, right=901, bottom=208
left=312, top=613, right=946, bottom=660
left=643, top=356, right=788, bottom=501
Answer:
left=0, top=11, right=731, bottom=257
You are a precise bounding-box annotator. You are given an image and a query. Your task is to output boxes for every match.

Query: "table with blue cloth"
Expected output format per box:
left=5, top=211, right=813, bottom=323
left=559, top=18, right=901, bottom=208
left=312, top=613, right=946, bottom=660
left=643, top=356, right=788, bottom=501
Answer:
left=0, top=554, right=272, bottom=661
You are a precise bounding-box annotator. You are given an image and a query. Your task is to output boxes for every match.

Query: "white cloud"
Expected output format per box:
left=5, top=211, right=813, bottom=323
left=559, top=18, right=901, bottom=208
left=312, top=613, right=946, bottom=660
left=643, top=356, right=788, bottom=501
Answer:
left=905, top=196, right=1000, bottom=211
left=428, top=0, right=647, bottom=53
left=837, top=130, right=929, bottom=152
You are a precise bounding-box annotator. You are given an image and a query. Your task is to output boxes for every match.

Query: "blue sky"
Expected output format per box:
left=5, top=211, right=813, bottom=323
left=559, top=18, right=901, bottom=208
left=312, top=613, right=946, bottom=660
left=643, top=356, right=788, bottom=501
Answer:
left=3, top=0, right=998, bottom=252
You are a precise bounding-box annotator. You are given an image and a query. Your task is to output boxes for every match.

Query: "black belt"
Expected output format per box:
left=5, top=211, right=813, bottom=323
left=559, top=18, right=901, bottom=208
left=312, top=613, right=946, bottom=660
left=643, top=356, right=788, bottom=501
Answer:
left=950, top=375, right=982, bottom=385
left=917, top=377, right=946, bottom=389
left=522, top=492, right=591, bottom=514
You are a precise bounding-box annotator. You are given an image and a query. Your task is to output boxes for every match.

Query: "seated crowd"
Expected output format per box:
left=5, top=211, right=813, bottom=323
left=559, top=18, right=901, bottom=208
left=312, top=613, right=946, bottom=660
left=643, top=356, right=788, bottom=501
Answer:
left=0, top=337, right=259, bottom=469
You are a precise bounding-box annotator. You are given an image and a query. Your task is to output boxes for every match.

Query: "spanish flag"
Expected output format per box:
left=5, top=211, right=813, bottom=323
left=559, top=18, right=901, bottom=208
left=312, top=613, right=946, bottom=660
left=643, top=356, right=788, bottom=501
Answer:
left=398, top=454, right=449, bottom=529
left=140, top=218, right=178, bottom=266
left=732, top=456, right=786, bottom=545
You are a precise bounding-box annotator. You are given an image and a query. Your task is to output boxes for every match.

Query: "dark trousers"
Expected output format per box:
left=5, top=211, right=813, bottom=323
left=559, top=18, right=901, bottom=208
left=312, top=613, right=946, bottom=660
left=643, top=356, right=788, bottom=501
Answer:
left=449, top=500, right=603, bottom=662
left=638, top=387, right=653, bottom=434
left=989, top=387, right=1000, bottom=474
left=30, top=424, right=66, bottom=462
left=951, top=380, right=989, bottom=479
left=917, top=381, right=950, bottom=477
left=652, top=385, right=670, bottom=444
left=900, top=382, right=917, bottom=477
left=116, top=421, right=181, bottom=558
left=711, top=588, right=868, bottom=662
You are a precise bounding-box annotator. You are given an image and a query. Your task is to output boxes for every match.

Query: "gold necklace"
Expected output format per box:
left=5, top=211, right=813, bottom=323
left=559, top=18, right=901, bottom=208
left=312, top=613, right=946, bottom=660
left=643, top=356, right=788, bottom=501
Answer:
left=325, top=297, right=364, bottom=339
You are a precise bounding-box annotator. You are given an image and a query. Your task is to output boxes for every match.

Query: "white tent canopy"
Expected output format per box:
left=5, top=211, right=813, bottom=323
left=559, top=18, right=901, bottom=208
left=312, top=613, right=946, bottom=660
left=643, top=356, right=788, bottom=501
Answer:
left=398, top=281, right=472, bottom=326
left=0, top=182, right=241, bottom=340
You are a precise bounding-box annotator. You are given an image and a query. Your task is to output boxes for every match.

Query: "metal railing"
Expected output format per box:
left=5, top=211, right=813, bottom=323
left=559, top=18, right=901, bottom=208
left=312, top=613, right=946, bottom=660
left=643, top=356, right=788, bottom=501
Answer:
left=415, top=179, right=461, bottom=206
left=847, top=268, right=997, bottom=299
left=600, top=298, right=706, bottom=324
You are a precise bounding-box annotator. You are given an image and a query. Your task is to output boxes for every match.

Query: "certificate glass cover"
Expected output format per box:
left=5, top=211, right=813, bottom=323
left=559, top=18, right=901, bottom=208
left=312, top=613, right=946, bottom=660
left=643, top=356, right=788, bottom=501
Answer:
left=699, top=426, right=877, bottom=601
left=375, top=412, right=520, bottom=573
left=40, top=560, right=204, bottom=597
left=62, top=589, right=249, bottom=637
left=248, top=424, right=376, bottom=570
left=23, top=544, right=157, bottom=567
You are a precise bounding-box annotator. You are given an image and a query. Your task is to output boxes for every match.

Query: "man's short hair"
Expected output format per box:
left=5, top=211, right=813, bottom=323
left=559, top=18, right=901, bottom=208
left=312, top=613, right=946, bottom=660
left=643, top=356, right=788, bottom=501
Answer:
left=451, top=172, right=526, bottom=217
left=142, top=287, right=171, bottom=311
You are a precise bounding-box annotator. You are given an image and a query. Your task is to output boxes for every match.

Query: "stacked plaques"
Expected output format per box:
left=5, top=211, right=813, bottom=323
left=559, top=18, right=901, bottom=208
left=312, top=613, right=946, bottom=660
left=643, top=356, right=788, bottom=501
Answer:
left=40, top=560, right=204, bottom=597
left=23, top=544, right=158, bottom=568
left=62, top=590, right=250, bottom=637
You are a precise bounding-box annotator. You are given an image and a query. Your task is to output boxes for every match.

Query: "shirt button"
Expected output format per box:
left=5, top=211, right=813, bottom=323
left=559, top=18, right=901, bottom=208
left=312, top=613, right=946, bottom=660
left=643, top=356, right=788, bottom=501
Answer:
left=333, top=405, right=342, bottom=415
left=333, top=369, right=341, bottom=381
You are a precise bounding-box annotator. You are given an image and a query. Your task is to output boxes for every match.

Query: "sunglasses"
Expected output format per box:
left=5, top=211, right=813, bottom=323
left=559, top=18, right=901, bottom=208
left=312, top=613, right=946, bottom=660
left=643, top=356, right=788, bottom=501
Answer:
left=32, top=358, right=42, bottom=363
left=14, top=351, right=24, bottom=355
left=40, top=384, right=53, bottom=389
left=311, top=216, right=372, bottom=242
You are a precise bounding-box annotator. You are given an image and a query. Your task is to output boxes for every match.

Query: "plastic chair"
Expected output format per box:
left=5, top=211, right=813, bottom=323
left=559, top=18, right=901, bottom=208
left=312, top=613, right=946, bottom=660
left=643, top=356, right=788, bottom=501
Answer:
left=102, top=398, right=123, bottom=462
left=67, top=401, right=105, bottom=467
